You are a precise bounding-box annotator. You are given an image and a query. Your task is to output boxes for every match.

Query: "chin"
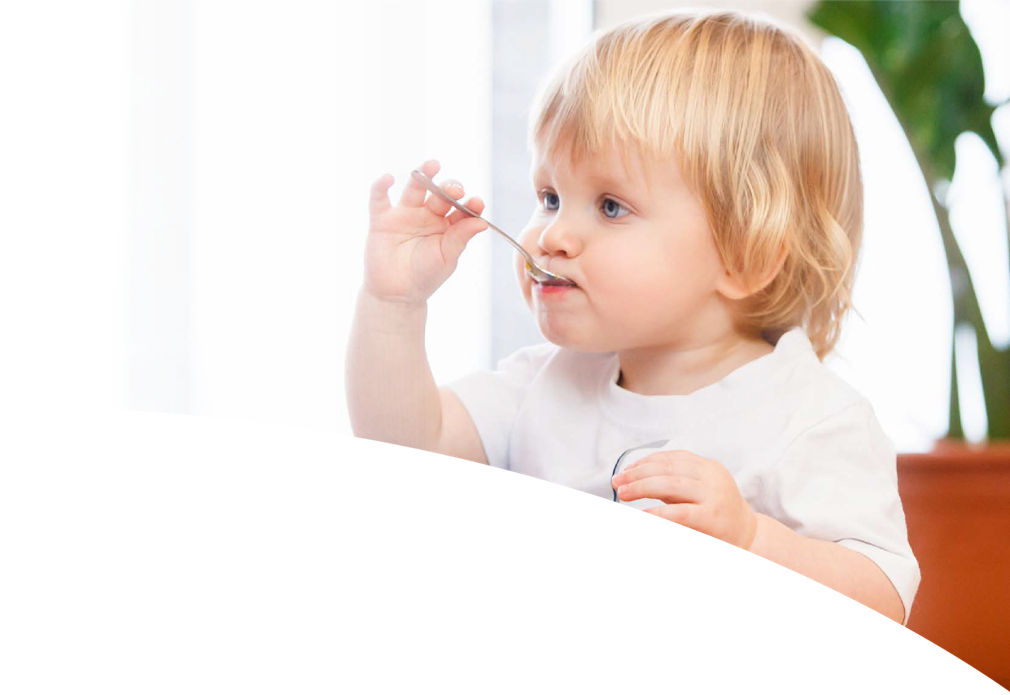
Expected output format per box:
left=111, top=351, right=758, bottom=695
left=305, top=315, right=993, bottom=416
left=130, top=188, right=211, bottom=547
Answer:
left=534, top=315, right=573, bottom=348
left=535, top=319, right=616, bottom=353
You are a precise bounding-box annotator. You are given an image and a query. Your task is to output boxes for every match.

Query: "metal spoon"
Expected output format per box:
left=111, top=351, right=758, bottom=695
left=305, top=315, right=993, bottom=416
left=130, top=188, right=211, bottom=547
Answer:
left=410, top=170, right=575, bottom=286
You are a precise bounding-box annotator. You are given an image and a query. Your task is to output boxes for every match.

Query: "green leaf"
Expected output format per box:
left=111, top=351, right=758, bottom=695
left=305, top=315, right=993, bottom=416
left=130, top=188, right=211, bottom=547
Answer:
left=808, top=0, right=1002, bottom=177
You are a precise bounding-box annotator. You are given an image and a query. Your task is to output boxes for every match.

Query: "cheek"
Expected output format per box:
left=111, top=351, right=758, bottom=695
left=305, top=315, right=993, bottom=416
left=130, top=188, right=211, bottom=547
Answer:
left=591, top=244, right=660, bottom=296
left=517, top=223, right=540, bottom=257
left=593, top=245, right=684, bottom=314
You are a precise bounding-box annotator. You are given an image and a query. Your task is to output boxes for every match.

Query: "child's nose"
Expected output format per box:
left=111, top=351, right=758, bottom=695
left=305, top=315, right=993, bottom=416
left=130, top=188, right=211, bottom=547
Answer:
left=537, top=218, right=583, bottom=258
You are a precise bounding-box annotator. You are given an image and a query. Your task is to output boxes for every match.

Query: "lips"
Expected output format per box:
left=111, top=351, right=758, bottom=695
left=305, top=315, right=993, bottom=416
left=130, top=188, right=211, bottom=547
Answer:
left=539, top=277, right=577, bottom=287
left=528, top=264, right=578, bottom=288
left=530, top=275, right=578, bottom=290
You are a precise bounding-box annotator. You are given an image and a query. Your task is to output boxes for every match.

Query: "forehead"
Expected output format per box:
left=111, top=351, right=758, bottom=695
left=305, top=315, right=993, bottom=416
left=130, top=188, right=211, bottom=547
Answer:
left=531, top=138, right=649, bottom=185
left=530, top=137, right=693, bottom=201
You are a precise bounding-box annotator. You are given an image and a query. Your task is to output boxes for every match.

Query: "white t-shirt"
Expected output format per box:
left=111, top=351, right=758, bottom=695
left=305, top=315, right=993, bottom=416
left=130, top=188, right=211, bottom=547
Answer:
left=448, top=328, right=920, bottom=623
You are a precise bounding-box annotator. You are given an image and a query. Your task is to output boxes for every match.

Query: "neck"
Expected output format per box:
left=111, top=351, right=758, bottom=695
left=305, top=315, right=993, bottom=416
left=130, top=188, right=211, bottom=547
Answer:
left=616, top=328, right=773, bottom=396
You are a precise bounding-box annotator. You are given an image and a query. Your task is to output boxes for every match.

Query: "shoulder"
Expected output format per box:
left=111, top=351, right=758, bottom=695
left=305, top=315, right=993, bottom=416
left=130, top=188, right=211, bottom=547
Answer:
left=771, top=339, right=894, bottom=477
left=496, top=343, right=615, bottom=385
left=758, top=340, right=900, bottom=516
left=771, top=329, right=878, bottom=442
left=491, top=342, right=562, bottom=387
left=495, top=342, right=558, bottom=372
left=449, top=343, right=615, bottom=402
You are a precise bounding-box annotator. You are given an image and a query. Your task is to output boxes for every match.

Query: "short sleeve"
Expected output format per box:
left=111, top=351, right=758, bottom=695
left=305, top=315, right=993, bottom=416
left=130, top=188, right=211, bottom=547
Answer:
left=760, top=401, right=921, bottom=625
left=445, top=343, right=558, bottom=470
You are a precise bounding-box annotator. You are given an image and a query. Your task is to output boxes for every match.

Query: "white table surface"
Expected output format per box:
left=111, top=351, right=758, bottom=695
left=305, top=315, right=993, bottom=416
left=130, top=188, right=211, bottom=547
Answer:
left=0, top=410, right=1004, bottom=694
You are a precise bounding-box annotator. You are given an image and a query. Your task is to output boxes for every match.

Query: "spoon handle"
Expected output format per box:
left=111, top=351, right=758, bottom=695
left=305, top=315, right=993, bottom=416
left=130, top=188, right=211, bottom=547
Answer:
left=409, top=170, right=536, bottom=267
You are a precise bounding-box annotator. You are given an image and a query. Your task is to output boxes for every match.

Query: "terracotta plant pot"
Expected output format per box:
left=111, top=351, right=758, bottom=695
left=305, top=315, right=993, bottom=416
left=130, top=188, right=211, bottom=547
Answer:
left=898, top=442, right=1010, bottom=687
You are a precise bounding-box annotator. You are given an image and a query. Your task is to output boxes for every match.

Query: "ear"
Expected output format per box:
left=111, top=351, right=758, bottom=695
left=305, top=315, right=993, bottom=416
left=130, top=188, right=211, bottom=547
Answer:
left=716, top=244, right=788, bottom=301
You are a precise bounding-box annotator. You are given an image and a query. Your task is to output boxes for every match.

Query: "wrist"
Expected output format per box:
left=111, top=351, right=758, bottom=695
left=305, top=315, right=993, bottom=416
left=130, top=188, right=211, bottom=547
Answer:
left=356, top=288, right=428, bottom=334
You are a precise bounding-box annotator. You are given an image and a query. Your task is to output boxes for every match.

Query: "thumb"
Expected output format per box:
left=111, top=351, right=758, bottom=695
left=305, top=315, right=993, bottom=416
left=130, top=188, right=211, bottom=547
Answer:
left=441, top=217, right=488, bottom=264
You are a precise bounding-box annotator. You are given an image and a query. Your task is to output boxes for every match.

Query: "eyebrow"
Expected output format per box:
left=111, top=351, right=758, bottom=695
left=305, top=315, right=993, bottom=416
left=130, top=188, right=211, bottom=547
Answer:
left=530, top=160, right=557, bottom=182
left=533, top=163, right=625, bottom=185
left=584, top=169, right=631, bottom=190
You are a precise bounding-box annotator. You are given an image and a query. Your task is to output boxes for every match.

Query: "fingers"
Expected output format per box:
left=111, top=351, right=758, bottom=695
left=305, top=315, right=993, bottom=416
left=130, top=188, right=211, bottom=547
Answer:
left=369, top=173, right=394, bottom=216
left=441, top=214, right=488, bottom=263
left=644, top=504, right=698, bottom=527
left=439, top=193, right=488, bottom=262
left=613, top=450, right=703, bottom=486
left=425, top=179, right=465, bottom=217
left=399, top=159, right=441, bottom=207
left=396, top=160, right=484, bottom=224
left=447, top=196, right=485, bottom=225
left=616, top=474, right=701, bottom=505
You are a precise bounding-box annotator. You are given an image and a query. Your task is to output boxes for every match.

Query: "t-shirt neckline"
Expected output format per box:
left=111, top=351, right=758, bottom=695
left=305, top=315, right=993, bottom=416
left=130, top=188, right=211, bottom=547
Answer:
left=597, top=328, right=811, bottom=430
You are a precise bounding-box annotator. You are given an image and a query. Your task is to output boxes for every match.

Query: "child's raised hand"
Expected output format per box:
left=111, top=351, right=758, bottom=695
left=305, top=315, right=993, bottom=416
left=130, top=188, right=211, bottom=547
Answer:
left=365, top=160, right=488, bottom=305
left=612, top=451, right=758, bottom=550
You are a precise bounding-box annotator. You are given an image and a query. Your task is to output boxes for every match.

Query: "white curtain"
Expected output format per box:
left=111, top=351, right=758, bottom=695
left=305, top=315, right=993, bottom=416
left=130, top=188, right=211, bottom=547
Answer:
left=0, top=1, right=492, bottom=434
left=0, top=3, right=131, bottom=414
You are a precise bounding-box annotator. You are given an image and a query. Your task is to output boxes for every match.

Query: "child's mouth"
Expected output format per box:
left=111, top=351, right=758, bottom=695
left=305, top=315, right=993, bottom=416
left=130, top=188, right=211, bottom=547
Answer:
left=532, top=276, right=578, bottom=297
left=532, top=278, right=578, bottom=297
left=526, top=267, right=578, bottom=288
left=536, top=283, right=573, bottom=295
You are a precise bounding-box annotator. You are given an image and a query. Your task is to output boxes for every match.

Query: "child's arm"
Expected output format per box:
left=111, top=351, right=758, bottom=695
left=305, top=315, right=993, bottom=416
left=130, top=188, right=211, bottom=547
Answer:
left=612, top=450, right=906, bottom=623
left=346, top=161, right=488, bottom=463
left=749, top=513, right=905, bottom=623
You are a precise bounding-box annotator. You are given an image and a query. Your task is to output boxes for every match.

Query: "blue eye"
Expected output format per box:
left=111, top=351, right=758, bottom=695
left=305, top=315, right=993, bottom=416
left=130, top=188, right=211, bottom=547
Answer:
left=540, top=191, right=560, bottom=211
left=601, top=198, right=629, bottom=219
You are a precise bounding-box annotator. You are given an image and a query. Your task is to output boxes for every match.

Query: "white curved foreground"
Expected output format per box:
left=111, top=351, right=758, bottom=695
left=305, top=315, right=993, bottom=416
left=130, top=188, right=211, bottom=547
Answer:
left=0, top=411, right=1003, bottom=693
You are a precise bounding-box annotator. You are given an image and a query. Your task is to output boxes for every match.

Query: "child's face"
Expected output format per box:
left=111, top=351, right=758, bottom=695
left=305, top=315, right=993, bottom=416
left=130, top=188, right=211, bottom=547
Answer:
left=516, top=139, right=735, bottom=352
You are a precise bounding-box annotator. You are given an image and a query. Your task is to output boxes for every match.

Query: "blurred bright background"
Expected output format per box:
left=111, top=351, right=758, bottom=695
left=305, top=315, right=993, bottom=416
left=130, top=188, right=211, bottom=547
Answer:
left=0, top=0, right=1007, bottom=452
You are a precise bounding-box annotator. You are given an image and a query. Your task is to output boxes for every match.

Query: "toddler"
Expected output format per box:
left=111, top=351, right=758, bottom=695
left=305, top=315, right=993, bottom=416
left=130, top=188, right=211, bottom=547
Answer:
left=347, top=10, right=919, bottom=625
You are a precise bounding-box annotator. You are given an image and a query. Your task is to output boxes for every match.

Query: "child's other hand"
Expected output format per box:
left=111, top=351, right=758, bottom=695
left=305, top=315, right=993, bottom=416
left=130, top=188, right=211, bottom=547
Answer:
left=611, top=450, right=758, bottom=550
left=366, top=160, right=488, bottom=305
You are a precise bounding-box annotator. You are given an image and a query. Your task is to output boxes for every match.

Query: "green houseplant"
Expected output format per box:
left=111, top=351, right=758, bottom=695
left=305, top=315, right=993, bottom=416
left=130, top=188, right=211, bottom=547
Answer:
left=807, top=4, right=1010, bottom=686
left=808, top=0, right=1009, bottom=441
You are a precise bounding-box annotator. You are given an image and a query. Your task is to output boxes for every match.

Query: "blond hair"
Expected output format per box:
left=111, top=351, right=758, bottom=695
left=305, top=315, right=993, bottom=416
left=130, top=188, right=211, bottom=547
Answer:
left=529, top=10, right=861, bottom=359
